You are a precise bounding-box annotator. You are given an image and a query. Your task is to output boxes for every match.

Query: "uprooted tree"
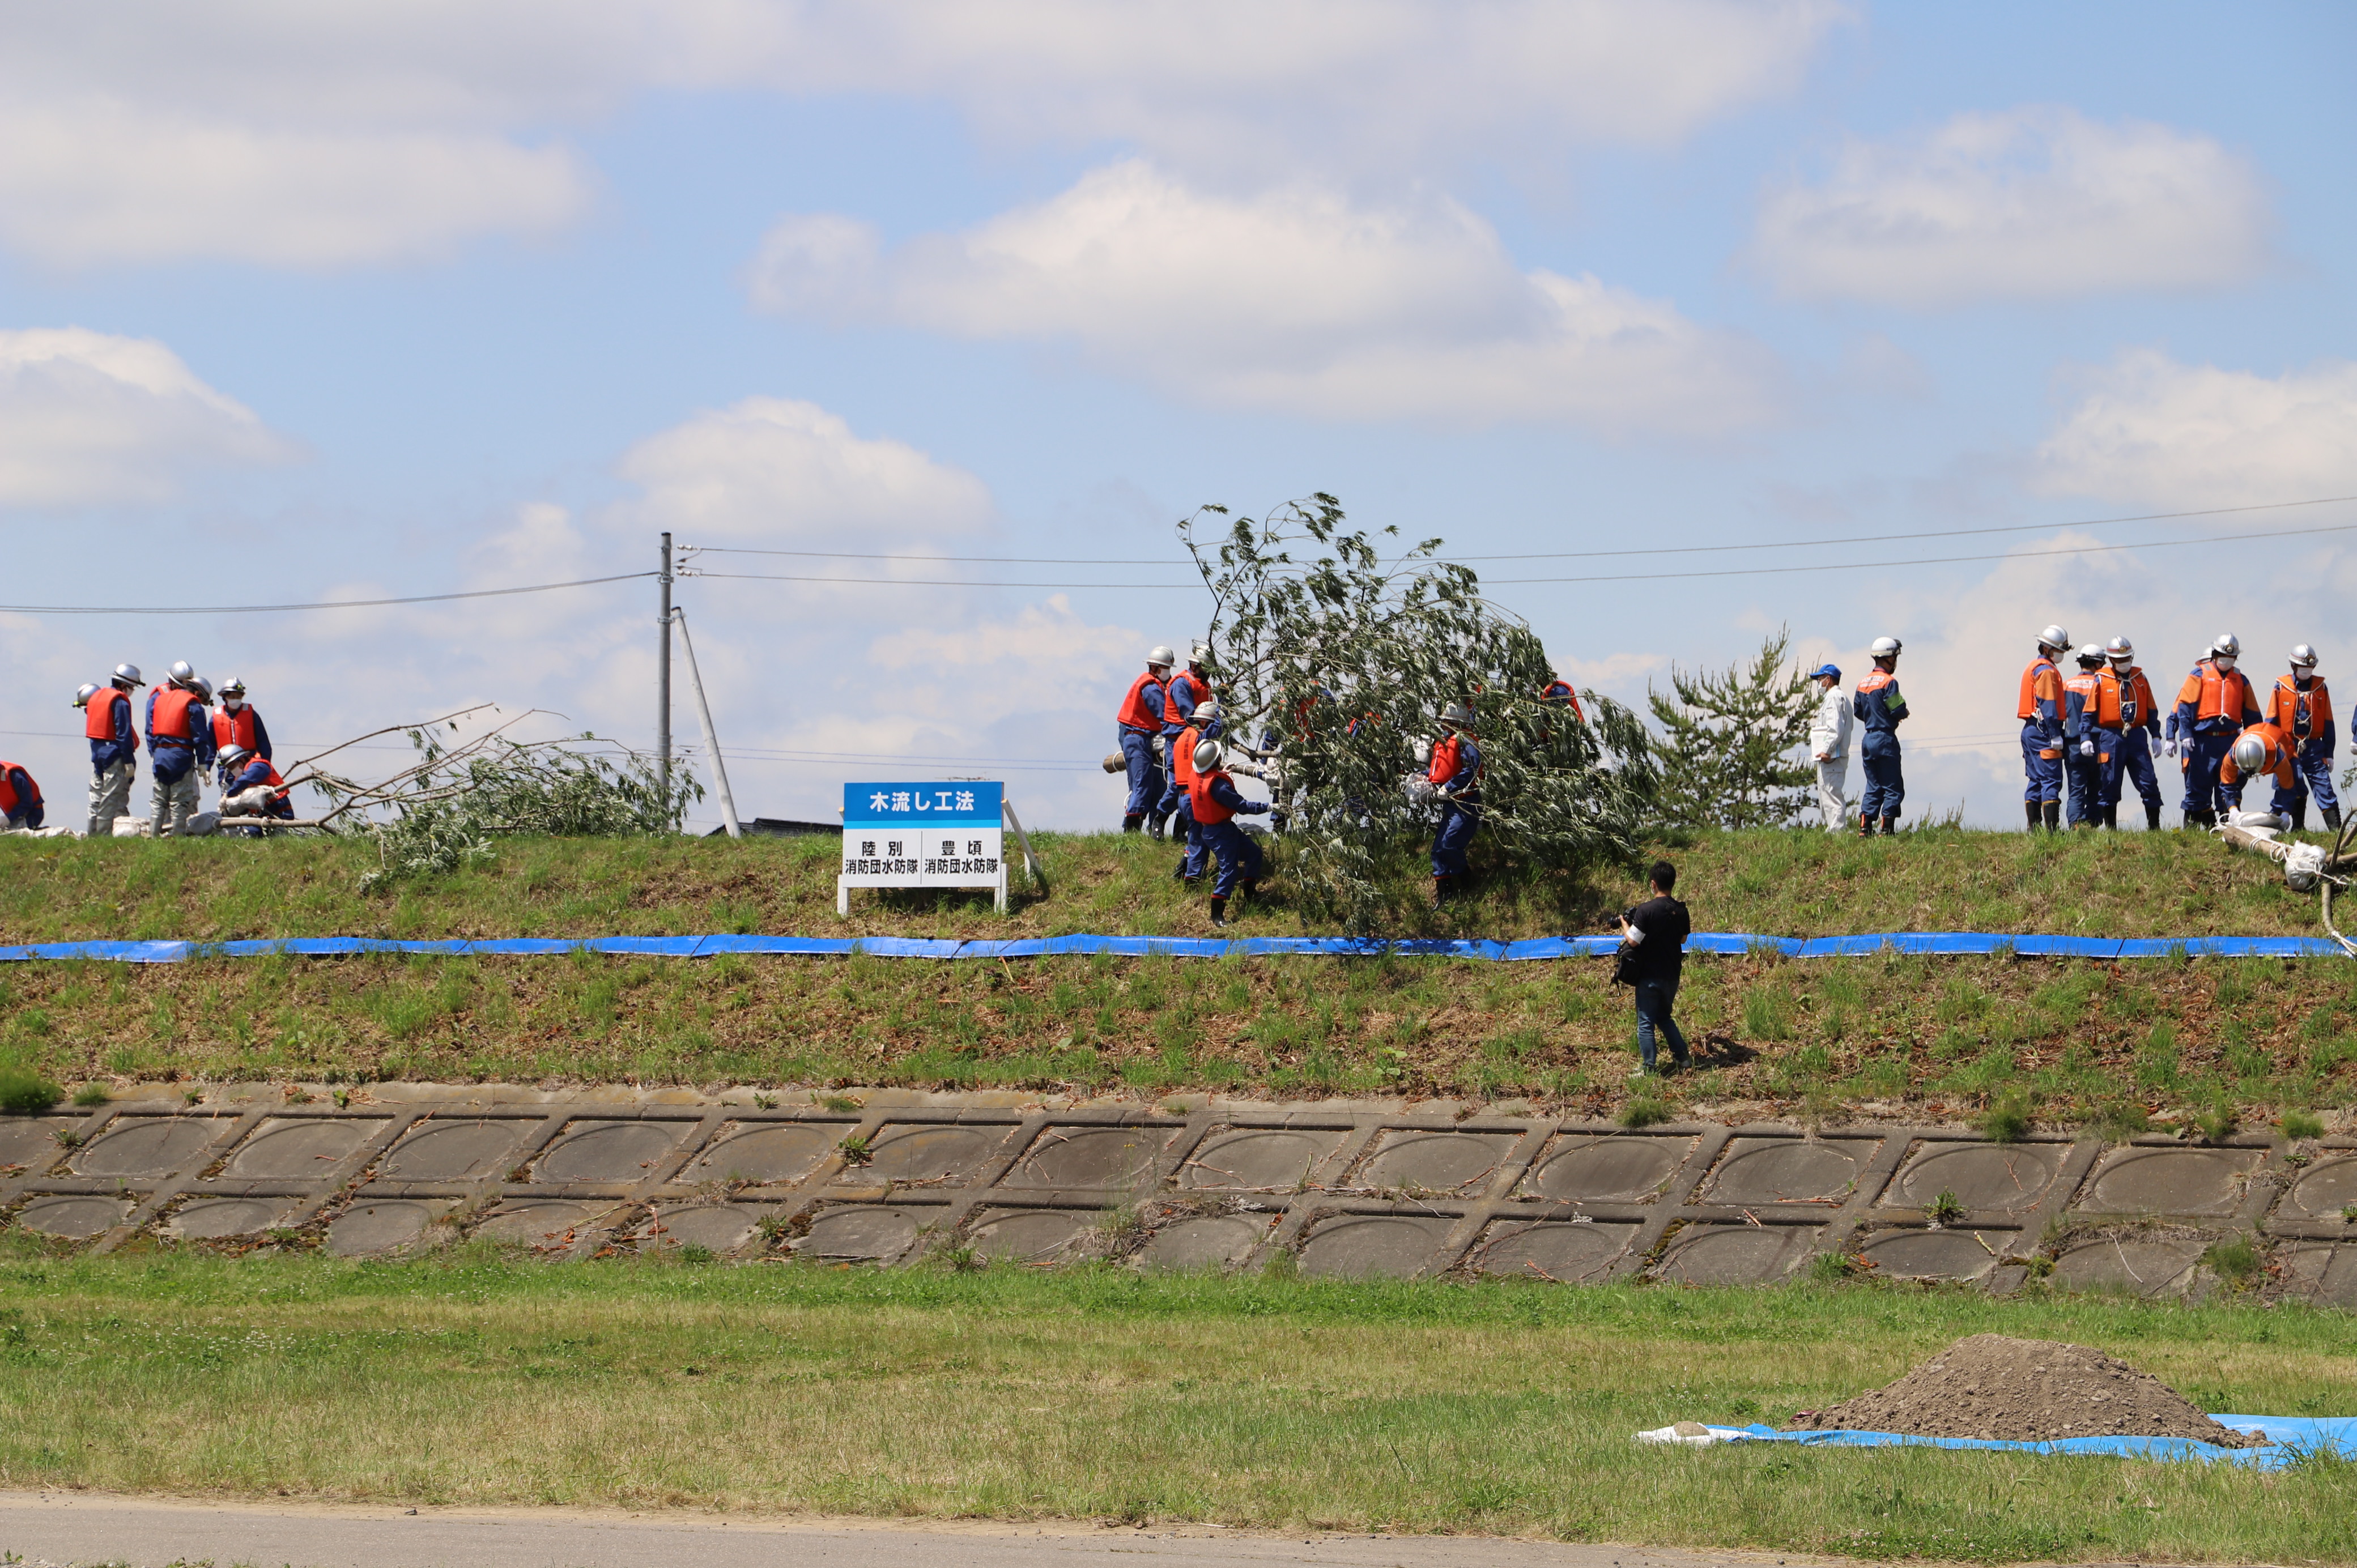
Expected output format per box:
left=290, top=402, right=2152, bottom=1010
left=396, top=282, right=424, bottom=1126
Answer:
left=1181, top=495, right=1657, bottom=934
left=299, top=707, right=703, bottom=890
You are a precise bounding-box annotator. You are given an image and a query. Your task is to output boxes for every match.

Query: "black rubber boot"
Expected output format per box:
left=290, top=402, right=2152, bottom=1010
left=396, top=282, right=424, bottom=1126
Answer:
left=1240, top=878, right=1259, bottom=900
left=2292, top=804, right=2309, bottom=832
left=1122, top=814, right=1143, bottom=833
left=1145, top=812, right=1168, bottom=842
left=2104, top=807, right=2120, bottom=830
left=2188, top=810, right=2214, bottom=830
left=2146, top=805, right=2163, bottom=830
left=1209, top=896, right=1229, bottom=929
left=1858, top=813, right=1874, bottom=837
left=1879, top=816, right=1896, bottom=836
left=2328, top=806, right=2345, bottom=833
left=1432, top=875, right=1453, bottom=906
left=2026, top=802, right=2042, bottom=832
left=2041, top=801, right=2061, bottom=832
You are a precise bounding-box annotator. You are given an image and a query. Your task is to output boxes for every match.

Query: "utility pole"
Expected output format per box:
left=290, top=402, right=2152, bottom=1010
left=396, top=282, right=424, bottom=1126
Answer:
left=657, top=531, right=673, bottom=805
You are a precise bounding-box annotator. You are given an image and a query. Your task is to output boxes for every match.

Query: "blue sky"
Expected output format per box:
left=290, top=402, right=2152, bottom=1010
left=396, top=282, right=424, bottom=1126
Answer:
left=2, top=1, right=2351, bottom=832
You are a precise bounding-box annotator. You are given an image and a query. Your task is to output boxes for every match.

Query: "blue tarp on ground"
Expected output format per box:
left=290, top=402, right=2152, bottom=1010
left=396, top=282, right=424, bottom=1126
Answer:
left=1731, top=1416, right=2357, bottom=1469
left=0, top=932, right=2345, bottom=964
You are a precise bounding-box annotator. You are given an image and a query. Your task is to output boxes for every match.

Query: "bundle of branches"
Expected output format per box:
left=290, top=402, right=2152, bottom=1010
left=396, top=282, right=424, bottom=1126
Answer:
left=1181, top=495, right=1657, bottom=933
left=298, top=708, right=703, bottom=891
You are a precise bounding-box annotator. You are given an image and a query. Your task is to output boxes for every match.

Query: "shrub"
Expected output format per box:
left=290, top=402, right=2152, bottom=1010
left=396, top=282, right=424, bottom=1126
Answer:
left=2202, top=1237, right=2263, bottom=1287
left=1979, top=1092, right=2033, bottom=1143
left=1620, top=1095, right=1674, bottom=1129
left=70, top=1083, right=110, bottom=1107
left=2281, top=1109, right=2326, bottom=1140
left=0, top=1068, right=63, bottom=1115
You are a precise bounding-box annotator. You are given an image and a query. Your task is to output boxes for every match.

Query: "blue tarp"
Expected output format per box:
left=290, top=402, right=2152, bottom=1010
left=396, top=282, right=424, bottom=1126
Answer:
left=0, top=931, right=2343, bottom=965
left=1733, top=1416, right=2357, bottom=1469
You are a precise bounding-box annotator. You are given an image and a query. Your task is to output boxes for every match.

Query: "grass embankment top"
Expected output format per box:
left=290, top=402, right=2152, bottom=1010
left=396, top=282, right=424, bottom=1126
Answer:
left=0, top=825, right=2327, bottom=943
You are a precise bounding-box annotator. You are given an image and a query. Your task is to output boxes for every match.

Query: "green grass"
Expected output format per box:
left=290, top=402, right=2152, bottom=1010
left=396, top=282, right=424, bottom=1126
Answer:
left=1, top=1249, right=2353, bottom=1561
left=0, top=823, right=2342, bottom=944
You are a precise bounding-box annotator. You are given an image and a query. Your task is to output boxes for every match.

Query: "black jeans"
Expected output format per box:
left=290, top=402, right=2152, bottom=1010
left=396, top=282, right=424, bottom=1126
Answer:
left=1634, top=979, right=1687, bottom=1070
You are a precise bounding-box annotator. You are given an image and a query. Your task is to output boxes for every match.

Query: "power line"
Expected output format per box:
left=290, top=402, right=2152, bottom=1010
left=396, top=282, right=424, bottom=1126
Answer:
left=685, top=517, right=2357, bottom=591
left=0, top=572, right=655, bottom=617
left=681, top=493, right=2357, bottom=569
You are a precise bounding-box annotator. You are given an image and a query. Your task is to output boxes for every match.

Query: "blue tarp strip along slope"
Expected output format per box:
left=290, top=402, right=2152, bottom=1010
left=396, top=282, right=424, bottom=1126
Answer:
left=0, top=931, right=2346, bottom=964
left=1730, top=1415, right=2357, bottom=1469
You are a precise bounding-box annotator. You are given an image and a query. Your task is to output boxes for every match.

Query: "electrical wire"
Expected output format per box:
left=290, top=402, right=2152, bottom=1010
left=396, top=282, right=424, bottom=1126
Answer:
left=0, top=572, right=656, bottom=616
left=680, top=493, right=2357, bottom=569
left=682, top=517, right=2357, bottom=591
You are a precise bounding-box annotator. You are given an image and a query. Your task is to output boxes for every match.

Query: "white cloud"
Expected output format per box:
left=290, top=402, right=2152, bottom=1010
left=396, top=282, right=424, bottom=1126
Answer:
left=0, top=1, right=1840, bottom=266
left=754, top=161, right=1780, bottom=433
left=616, top=397, right=994, bottom=543
left=0, top=327, right=292, bottom=508
left=1754, top=107, right=2269, bottom=307
left=2036, top=351, right=2357, bottom=509
left=0, top=104, right=592, bottom=269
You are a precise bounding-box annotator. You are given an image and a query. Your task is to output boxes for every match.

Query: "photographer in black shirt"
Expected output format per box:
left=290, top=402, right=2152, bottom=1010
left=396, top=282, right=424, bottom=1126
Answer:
left=1620, top=860, right=1691, bottom=1073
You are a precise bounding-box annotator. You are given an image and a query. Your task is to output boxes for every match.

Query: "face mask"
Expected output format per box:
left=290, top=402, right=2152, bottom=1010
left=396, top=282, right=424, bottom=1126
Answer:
left=2215, top=655, right=2237, bottom=671
left=224, top=698, right=243, bottom=711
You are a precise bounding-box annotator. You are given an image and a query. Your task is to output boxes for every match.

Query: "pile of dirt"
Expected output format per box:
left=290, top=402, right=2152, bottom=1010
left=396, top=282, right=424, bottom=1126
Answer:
left=1790, top=1333, right=2267, bottom=1448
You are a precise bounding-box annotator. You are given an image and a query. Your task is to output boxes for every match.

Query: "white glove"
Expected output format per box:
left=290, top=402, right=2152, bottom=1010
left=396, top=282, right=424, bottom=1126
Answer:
left=2162, top=738, right=2179, bottom=759
left=2078, top=740, right=2095, bottom=757
left=1411, top=739, right=1431, bottom=765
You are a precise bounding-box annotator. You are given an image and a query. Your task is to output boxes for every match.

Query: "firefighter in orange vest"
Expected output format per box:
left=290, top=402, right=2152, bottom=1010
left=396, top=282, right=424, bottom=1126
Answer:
left=2061, top=644, right=2121, bottom=828
left=2219, top=721, right=2296, bottom=816
left=2170, top=633, right=2261, bottom=828
left=2018, top=625, right=2069, bottom=832
left=1853, top=637, right=1908, bottom=834
left=80, top=663, right=144, bottom=837
left=210, top=676, right=273, bottom=762
left=1167, top=700, right=1224, bottom=887
left=2265, top=645, right=2338, bottom=832
left=2103, top=637, right=2165, bottom=830
left=216, top=744, right=295, bottom=830
left=1114, top=646, right=1175, bottom=834
left=0, top=759, right=43, bottom=831
left=1187, top=732, right=1269, bottom=928
left=1427, top=702, right=1483, bottom=900
left=1153, top=644, right=1211, bottom=834
left=145, top=661, right=216, bottom=838
left=1540, top=675, right=1586, bottom=723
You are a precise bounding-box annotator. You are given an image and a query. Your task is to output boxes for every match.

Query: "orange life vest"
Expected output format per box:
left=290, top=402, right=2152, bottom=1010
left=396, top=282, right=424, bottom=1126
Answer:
left=213, top=705, right=261, bottom=753
left=84, top=686, right=132, bottom=743
left=2222, top=722, right=2295, bottom=788
left=0, top=762, right=38, bottom=817
left=1188, top=766, right=1235, bottom=826
left=2177, top=661, right=2255, bottom=726
left=150, top=687, right=198, bottom=741
left=2018, top=657, right=2062, bottom=721
left=2065, top=668, right=2122, bottom=730
left=1541, top=680, right=1586, bottom=722
left=2268, top=674, right=2333, bottom=741
left=1116, top=670, right=1167, bottom=731
left=2116, top=667, right=2156, bottom=728
left=1172, top=731, right=1201, bottom=792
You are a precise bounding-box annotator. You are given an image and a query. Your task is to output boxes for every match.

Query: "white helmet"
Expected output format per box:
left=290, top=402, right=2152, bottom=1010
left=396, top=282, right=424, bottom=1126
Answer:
left=1870, top=636, right=1902, bottom=658
left=2231, top=733, right=2266, bottom=774
left=218, top=675, right=246, bottom=697
left=167, top=659, right=196, bottom=685
left=113, top=663, right=144, bottom=688
left=2037, top=625, right=2071, bottom=654
left=1192, top=739, right=1220, bottom=774
left=189, top=676, right=214, bottom=702
left=2291, top=644, right=2319, bottom=670
left=1189, top=699, right=1222, bottom=727
left=219, top=744, right=253, bottom=770
left=73, top=682, right=99, bottom=708
left=2211, top=633, right=2241, bottom=659
left=2076, top=642, right=2105, bottom=667
left=2105, top=636, right=2134, bottom=664
left=1188, top=641, right=1211, bottom=664
left=1439, top=701, right=1475, bottom=729
left=1147, top=645, right=1176, bottom=668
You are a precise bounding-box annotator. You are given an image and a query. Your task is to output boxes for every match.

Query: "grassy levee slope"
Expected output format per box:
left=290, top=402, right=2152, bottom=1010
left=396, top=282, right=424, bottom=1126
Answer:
left=1, top=828, right=2352, bottom=1129
left=2, top=1249, right=2354, bottom=1563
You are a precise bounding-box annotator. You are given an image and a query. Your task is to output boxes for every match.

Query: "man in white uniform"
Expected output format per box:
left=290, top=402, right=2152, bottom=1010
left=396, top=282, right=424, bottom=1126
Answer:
left=1807, top=662, right=1852, bottom=832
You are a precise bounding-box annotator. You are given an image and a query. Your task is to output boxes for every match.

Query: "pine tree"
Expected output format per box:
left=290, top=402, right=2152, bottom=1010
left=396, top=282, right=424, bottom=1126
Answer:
left=1645, top=629, right=1818, bottom=829
left=1181, top=496, right=1657, bottom=934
